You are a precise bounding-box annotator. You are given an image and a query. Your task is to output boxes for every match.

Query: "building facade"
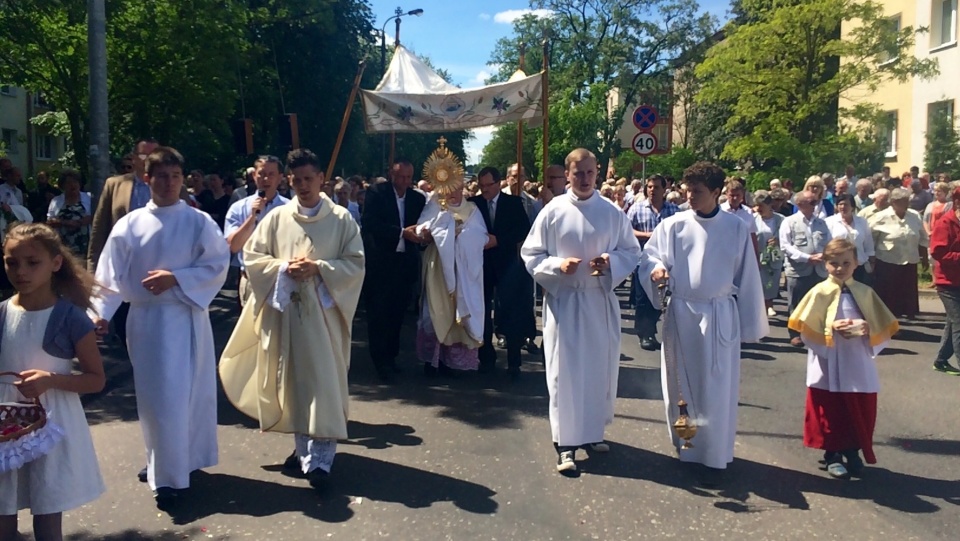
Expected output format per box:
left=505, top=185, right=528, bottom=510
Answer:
left=0, top=85, right=68, bottom=179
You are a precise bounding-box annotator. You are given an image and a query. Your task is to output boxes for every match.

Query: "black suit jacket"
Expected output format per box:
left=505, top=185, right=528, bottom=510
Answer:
left=361, top=181, right=427, bottom=270
left=469, top=193, right=530, bottom=285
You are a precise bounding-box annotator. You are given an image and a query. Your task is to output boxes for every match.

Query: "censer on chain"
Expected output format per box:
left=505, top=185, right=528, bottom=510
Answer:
left=658, top=280, right=697, bottom=449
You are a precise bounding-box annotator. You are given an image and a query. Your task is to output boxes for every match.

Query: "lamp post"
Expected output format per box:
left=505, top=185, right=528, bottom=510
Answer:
left=379, top=7, right=423, bottom=173
left=380, top=7, right=424, bottom=74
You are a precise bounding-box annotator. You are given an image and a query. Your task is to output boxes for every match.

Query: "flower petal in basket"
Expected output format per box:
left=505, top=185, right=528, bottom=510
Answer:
left=0, top=411, right=65, bottom=473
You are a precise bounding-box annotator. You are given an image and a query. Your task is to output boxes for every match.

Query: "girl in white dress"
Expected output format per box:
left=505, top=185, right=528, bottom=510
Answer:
left=1, top=223, right=105, bottom=541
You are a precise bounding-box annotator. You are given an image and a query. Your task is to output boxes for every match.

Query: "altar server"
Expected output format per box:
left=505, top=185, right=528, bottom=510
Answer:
left=521, top=148, right=641, bottom=475
left=640, top=161, right=768, bottom=487
left=91, top=147, right=230, bottom=507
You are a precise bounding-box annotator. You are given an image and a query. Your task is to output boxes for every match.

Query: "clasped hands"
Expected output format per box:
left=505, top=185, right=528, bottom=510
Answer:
left=560, top=254, right=610, bottom=275
left=832, top=318, right=869, bottom=339
left=286, top=257, right=320, bottom=282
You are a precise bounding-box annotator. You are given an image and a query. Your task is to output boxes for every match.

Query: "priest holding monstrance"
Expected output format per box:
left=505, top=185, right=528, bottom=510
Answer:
left=414, top=138, right=489, bottom=375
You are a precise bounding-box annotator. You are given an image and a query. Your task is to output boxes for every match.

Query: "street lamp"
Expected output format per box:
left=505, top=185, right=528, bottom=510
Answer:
left=380, top=7, right=424, bottom=74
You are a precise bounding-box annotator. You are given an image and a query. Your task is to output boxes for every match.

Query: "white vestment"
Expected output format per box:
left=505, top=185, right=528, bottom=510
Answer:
left=640, top=209, right=768, bottom=469
left=521, top=191, right=641, bottom=447
left=92, top=201, right=230, bottom=490
left=416, top=197, right=487, bottom=345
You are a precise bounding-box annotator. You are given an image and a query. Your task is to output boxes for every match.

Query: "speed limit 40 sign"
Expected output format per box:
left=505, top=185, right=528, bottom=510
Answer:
left=632, top=132, right=658, bottom=156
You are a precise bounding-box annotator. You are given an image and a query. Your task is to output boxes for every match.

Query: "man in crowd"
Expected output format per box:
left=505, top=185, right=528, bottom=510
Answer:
left=361, top=159, right=426, bottom=382
left=521, top=148, right=641, bottom=475
left=909, top=179, right=933, bottom=214
left=504, top=163, right=539, bottom=223
left=624, top=178, right=643, bottom=207
left=854, top=178, right=874, bottom=211
left=834, top=177, right=850, bottom=199
left=220, top=148, right=364, bottom=491
left=230, top=167, right=258, bottom=204
left=859, top=188, right=890, bottom=223
left=538, top=164, right=568, bottom=207
left=470, top=166, right=532, bottom=379
left=224, top=155, right=290, bottom=305
left=91, top=146, right=230, bottom=507
left=780, top=190, right=831, bottom=348
left=770, top=188, right=795, bottom=216
left=721, top=177, right=760, bottom=258
left=27, top=170, right=61, bottom=223
left=626, top=174, right=680, bottom=351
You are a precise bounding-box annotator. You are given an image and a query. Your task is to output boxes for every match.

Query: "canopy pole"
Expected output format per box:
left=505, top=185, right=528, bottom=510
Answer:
left=389, top=132, right=396, bottom=171
left=541, top=37, right=550, bottom=180
left=327, top=60, right=366, bottom=181
left=515, top=42, right=526, bottom=189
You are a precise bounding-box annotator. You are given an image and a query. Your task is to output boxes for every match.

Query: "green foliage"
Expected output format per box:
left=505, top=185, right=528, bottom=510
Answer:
left=697, top=0, right=938, bottom=180
left=30, top=111, right=76, bottom=168
left=924, top=112, right=960, bottom=178
left=479, top=123, right=542, bottom=180
left=484, top=1, right=716, bottom=178
left=613, top=147, right=699, bottom=182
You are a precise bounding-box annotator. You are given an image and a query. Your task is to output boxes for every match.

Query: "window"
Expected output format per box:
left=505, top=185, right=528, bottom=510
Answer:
left=0, top=85, right=15, bottom=97
left=931, top=0, right=958, bottom=49
left=1, top=129, right=18, bottom=155
left=879, top=15, right=902, bottom=65
left=881, top=111, right=898, bottom=158
left=34, top=134, right=55, bottom=160
left=32, top=93, right=50, bottom=108
left=653, top=122, right=671, bottom=152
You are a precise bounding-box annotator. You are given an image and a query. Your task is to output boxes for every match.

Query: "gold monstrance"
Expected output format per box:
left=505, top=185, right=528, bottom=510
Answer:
left=422, top=136, right=465, bottom=210
left=659, top=281, right=697, bottom=449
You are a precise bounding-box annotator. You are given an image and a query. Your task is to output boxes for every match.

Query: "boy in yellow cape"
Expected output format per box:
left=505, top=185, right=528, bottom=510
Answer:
left=788, top=238, right=898, bottom=479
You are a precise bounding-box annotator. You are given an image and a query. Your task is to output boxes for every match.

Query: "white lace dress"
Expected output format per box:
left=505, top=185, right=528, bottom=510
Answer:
left=0, top=303, right=104, bottom=515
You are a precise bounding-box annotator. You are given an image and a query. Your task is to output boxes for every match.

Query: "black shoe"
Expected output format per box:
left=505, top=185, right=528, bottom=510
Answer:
left=933, top=360, right=960, bottom=375
left=496, top=337, right=506, bottom=348
left=138, top=466, right=147, bottom=483
left=307, top=468, right=329, bottom=490
left=283, top=451, right=299, bottom=470
left=154, top=487, right=180, bottom=509
left=843, top=449, right=865, bottom=477
left=423, top=363, right=438, bottom=377
left=524, top=339, right=540, bottom=354
left=508, top=367, right=521, bottom=381
left=438, top=363, right=459, bottom=378
left=640, top=337, right=660, bottom=351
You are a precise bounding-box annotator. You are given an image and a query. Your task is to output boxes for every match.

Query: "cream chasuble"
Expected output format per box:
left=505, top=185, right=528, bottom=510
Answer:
left=219, top=196, right=365, bottom=439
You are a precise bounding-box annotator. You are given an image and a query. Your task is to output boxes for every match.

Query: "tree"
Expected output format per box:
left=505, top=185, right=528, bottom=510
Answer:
left=925, top=112, right=960, bottom=178
left=696, top=0, right=938, bottom=179
left=484, top=1, right=715, bottom=179
left=478, top=123, right=541, bottom=179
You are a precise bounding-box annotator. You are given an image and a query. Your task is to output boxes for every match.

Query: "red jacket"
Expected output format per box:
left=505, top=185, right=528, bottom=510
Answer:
left=930, top=210, right=960, bottom=287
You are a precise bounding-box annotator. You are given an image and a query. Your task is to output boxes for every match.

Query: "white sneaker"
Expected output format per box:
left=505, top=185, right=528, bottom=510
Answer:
left=767, top=307, right=776, bottom=317
left=556, top=450, right=577, bottom=473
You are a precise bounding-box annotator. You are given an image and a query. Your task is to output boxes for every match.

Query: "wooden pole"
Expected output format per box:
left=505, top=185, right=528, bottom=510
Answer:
left=326, top=60, right=366, bottom=181
left=515, top=42, right=526, bottom=188
left=541, top=37, right=549, bottom=180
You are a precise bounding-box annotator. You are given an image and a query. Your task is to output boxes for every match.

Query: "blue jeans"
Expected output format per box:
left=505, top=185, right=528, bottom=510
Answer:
left=935, top=286, right=960, bottom=364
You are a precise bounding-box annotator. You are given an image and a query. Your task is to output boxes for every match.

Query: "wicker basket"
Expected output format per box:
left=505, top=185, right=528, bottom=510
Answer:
left=0, top=371, right=48, bottom=443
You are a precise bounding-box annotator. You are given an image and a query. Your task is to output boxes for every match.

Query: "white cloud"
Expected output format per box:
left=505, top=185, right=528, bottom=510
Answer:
left=471, top=70, right=491, bottom=85
left=479, top=13, right=491, bottom=21
left=465, top=126, right=498, bottom=165
left=493, top=9, right=554, bottom=24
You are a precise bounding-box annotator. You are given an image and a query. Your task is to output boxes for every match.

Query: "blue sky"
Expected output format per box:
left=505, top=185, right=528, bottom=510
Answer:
left=365, top=0, right=733, bottom=162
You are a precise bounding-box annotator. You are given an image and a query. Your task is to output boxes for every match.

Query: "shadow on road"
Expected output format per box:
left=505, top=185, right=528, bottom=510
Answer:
left=160, top=454, right=498, bottom=526
left=61, top=529, right=210, bottom=541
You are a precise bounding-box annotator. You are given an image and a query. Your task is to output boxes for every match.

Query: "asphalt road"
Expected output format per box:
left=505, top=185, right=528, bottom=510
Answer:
left=12, top=287, right=960, bottom=541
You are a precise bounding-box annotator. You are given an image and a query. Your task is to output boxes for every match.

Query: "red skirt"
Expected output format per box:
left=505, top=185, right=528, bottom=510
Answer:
left=874, top=260, right=918, bottom=318
left=803, top=387, right=877, bottom=463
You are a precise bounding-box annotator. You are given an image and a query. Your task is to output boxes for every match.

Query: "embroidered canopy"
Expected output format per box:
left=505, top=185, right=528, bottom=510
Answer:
left=361, top=45, right=544, bottom=133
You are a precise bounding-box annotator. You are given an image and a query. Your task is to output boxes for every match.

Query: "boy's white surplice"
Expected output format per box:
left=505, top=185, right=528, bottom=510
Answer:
left=91, top=201, right=230, bottom=490
left=640, top=210, right=768, bottom=469
left=521, top=191, right=641, bottom=447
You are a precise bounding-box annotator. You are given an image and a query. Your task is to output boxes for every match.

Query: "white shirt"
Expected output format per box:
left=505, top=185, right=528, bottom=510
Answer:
left=825, top=214, right=875, bottom=266
left=720, top=201, right=758, bottom=234
left=396, top=191, right=406, bottom=252
left=0, top=183, right=24, bottom=206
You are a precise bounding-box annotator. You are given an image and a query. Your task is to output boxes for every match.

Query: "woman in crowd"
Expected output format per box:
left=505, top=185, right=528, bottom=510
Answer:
left=929, top=186, right=960, bottom=375
left=803, top=175, right=834, bottom=218
left=923, top=182, right=952, bottom=236
left=753, top=190, right=784, bottom=316
left=825, top=194, right=875, bottom=284
left=45, top=169, right=92, bottom=258
left=871, top=188, right=928, bottom=318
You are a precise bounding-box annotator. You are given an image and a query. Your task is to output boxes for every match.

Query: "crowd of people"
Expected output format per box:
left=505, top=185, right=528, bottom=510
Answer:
left=1, top=143, right=958, bottom=540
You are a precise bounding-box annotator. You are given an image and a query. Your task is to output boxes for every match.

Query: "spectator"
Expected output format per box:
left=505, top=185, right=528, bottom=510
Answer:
left=908, top=179, right=933, bottom=214
left=27, top=170, right=62, bottom=223
left=770, top=188, right=796, bottom=216
left=825, top=194, right=875, bottom=284
left=197, top=173, right=231, bottom=231
left=753, top=190, right=785, bottom=316
left=821, top=173, right=837, bottom=203
left=780, top=190, right=831, bottom=347
left=924, top=182, right=952, bottom=236
left=853, top=178, right=874, bottom=211
left=803, top=175, right=834, bottom=218
left=871, top=188, right=928, bottom=318
left=335, top=180, right=361, bottom=222
left=929, top=185, right=960, bottom=375
left=858, top=188, right=890, bottom=223
left=46, top=169, right=93, bottom=258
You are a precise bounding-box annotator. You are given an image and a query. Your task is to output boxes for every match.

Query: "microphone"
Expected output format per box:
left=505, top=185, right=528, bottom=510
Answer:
left=255, top=189, right=266, bottom=214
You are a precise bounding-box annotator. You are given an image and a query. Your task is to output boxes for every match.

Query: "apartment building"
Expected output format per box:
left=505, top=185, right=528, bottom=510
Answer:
left=0, top=85, right=68, bottom=179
